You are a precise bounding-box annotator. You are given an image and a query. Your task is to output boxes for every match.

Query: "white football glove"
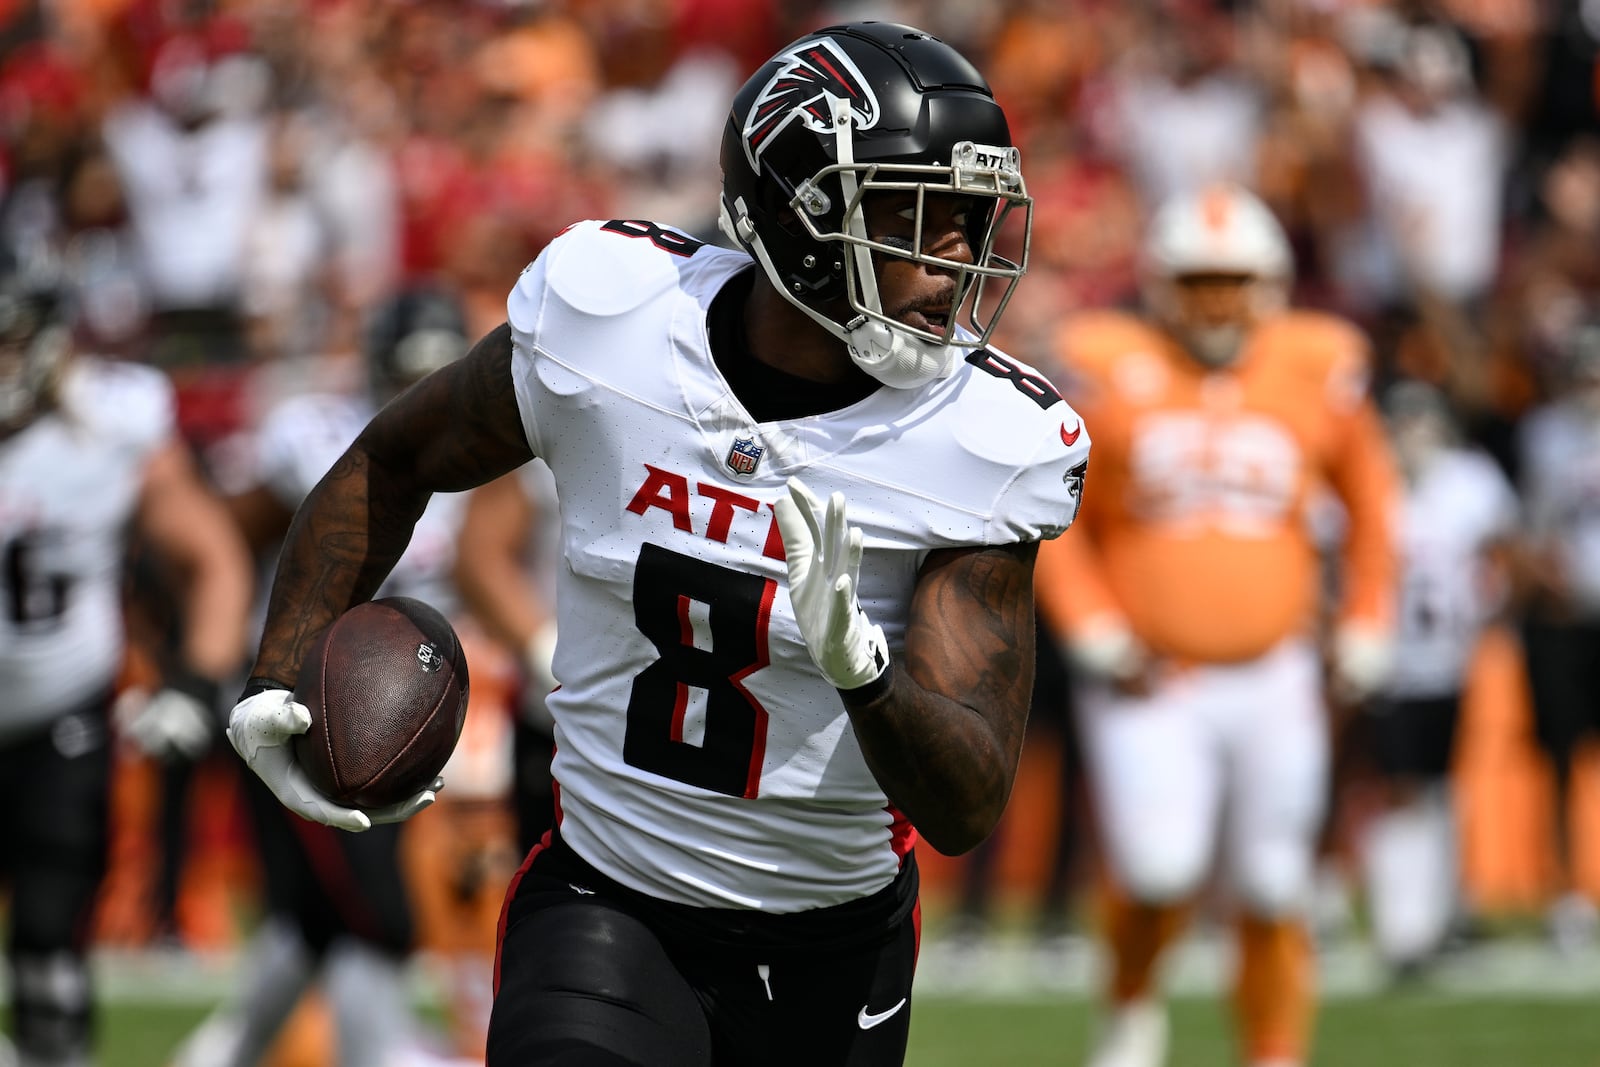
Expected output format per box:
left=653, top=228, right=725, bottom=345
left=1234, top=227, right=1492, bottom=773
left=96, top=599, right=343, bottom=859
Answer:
left=120, top=687, right=214, bottom=762
left=1331, top=624, right=1396, bottom=706
left=226, top=685, right=439, bottom=832
left=773, top=477, right=890, bottom=691
left=1064, top=623, right=1149, bottom=686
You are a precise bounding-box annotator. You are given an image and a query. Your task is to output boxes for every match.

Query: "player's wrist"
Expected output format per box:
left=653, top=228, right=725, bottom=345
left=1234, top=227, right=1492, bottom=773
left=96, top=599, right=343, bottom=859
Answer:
left=238, top=675, right=293, bottom=704
left=838, top=656, right=895, bottom=704
left=166, top=664, right=223, bottom=714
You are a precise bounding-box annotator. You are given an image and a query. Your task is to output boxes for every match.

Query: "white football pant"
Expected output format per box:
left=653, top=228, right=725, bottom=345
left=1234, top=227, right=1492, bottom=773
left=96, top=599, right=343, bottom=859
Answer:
left=1077, top=639, right=1328, bottom=916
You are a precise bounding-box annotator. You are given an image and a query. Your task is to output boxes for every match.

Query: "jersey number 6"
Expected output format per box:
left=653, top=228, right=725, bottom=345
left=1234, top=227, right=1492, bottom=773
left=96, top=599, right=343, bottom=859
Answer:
left=623, top=543, right=775, bottom=798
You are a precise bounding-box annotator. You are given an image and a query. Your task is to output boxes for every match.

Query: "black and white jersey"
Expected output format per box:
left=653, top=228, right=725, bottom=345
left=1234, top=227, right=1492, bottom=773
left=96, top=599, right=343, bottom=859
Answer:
left=506, top=220, right=1089, bottom=912
left=0, top=359, right=173, bottom=740
left=1386, top=448, right=1518, bottom=699
left=1520, top=401, right=1600, bottom=619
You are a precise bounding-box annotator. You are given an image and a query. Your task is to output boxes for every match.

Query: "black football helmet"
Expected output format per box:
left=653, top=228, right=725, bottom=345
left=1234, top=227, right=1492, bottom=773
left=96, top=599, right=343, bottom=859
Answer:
left=719, top=22, right=1031, bottom=388
left=0, top=249, right=71, bottom=432
left=365, top=286, right=470, bottom=403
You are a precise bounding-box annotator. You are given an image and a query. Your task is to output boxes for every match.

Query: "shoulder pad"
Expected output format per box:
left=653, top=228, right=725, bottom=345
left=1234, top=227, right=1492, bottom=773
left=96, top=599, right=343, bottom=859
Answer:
left=62, top=358, right=176, bottom=453
left=949, top=346, right=1091, bottom=541
left=1254, top=310, right=1373, bottom=409
left=515, top=220, right=709, bottom=325
left=254, top=393, right=366, bottom=505
left=1254, top=311, right=1371, bottom=371
left=1056, top=311, right=1164, bottom=373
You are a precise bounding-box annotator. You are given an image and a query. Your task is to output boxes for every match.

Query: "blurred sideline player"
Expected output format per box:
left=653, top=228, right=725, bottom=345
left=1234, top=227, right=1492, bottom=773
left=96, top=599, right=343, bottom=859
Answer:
left=1358, top=381, right=1518, bottom=979
left=1515, top=321, right=1600, bottom=953
left=0, top=254, right=252, bottom=1067
left=1036, top=184, right=1400, bottom=1067
left=174, top=288, right=474, bottom=1067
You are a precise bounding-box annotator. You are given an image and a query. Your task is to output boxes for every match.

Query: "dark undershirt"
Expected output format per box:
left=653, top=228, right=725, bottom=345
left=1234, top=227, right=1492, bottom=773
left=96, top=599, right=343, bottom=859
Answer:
left=707, top=268, right=879, bottom=422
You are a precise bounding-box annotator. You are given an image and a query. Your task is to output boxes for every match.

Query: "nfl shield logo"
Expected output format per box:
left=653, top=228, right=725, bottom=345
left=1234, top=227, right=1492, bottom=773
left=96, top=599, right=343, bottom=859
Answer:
left=726, top=436, right=763, bottom=477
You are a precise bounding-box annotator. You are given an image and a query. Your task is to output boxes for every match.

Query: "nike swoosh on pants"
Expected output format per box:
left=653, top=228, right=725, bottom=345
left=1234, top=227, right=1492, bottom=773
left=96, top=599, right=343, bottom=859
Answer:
left=857, top=997, right=908, bottom=1030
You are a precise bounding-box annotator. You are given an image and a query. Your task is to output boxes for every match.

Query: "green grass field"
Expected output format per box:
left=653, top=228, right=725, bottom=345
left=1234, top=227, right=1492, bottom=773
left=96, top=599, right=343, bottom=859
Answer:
left=60, top=993, right=1600, bottom=1066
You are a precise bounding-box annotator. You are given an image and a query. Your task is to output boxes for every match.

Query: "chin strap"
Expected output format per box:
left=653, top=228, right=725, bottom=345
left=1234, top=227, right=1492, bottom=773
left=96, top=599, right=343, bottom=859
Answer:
left=842, top=318, right=958, bottom=388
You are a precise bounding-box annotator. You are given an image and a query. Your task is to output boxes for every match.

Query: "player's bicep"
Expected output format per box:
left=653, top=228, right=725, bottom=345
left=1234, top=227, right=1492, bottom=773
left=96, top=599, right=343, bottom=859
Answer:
left=359, top=322, right=534, bottom=494
left=904, top=541, right=1037, bottom=758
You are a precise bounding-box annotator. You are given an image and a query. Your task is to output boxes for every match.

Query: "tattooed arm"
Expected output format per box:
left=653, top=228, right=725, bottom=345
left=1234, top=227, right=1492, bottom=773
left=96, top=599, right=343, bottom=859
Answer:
left=842, top=541, right=1039, bottom=856
left=251, top=324, right=533, bottom=686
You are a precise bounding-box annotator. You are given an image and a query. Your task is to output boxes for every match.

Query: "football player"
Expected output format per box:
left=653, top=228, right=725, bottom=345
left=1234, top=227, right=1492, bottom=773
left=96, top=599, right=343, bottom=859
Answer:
left=1359, top=381, right=1517, bottom=979
left=226, top=21, right=1089, bottom=1067
left=1515, top=319, right=1600, bottom=955
left=1035, top=184, right=1400, bottom=1067
left=173, top=287, right=471, bottom=1067
left=0, top=253, right=252, bottom=1067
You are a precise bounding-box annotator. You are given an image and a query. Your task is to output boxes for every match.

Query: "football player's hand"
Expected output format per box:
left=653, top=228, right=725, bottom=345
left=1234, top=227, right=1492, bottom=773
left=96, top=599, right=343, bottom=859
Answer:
left=1330, top=624, right=1395, bottom=706
left=774, top=477, right=890, bottom=691
left=226, top=684, right=439, bottom=832
left=120, top=686, right=214, bottom=762
left=1066, top=623, right=1154, bottom=697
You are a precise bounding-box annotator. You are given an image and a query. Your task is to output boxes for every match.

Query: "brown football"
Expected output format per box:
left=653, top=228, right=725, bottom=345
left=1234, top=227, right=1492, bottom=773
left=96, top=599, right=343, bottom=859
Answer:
left=292, top=596, right=469, bottom=809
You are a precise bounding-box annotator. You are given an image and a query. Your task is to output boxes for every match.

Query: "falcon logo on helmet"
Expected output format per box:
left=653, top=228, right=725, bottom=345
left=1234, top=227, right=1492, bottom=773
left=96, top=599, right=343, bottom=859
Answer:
left=742, top=39, right=878, bottom=171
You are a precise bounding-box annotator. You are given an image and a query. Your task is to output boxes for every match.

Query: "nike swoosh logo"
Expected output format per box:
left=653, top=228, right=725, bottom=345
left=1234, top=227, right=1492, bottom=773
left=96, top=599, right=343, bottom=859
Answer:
left=1060, top=421, right=1082, bottom=445
left=857, top=997, right=907, bottom=1030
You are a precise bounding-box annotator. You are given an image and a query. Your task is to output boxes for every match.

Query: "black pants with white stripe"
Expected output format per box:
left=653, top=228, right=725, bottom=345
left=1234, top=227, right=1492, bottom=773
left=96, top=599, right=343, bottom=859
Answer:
left=0, top=691, right=113, bottom=1062
left=488, top=831, right=920, bottom=1067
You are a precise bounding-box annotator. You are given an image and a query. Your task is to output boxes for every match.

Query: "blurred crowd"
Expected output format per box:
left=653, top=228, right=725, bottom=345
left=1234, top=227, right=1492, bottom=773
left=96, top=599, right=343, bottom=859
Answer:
left=4, top=0, right=1600, bottom=1060
left=3, top=0, right=1596, bottom=497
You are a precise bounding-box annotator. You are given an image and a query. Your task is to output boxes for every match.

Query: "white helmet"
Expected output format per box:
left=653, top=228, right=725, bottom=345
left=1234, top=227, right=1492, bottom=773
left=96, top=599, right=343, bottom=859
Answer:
left=1141, top=184, right=1292, bottom=365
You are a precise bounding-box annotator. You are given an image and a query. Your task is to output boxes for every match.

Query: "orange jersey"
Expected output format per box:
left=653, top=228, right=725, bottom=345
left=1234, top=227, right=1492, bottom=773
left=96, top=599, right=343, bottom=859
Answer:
left=1036, top=309, right=1399, bottom=664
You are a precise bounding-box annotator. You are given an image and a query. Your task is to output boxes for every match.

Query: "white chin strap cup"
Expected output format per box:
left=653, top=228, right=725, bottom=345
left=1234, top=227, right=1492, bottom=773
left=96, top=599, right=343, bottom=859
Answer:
left=846, top=318, right=958, bottom=390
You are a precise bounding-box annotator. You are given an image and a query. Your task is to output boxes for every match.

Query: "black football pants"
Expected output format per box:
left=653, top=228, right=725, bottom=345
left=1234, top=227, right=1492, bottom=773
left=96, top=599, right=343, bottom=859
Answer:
left=0, top=692, right=113, bottom=1062
left=488, top=838, right=919, bottom=1066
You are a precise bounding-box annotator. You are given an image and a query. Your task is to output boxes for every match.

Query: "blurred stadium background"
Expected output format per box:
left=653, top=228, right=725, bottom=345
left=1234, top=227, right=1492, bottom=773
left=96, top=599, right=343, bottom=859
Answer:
left=4, top=0, right=1600, bottom=1063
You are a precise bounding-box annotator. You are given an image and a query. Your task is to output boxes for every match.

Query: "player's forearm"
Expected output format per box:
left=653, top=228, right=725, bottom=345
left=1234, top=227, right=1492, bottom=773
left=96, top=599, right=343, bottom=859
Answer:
left=178, top=544, right=254, bottom=679
left=842, top=666, right=1022, bottom=856
left=456, top=553, right=546, bottom=651
left=843, top=542, right=1037, bottom=856
left=251, top=443, right=428, bottom=686
left=254, top=326, right=534, bottom=686
left=137, top=442, right=255, bottom=679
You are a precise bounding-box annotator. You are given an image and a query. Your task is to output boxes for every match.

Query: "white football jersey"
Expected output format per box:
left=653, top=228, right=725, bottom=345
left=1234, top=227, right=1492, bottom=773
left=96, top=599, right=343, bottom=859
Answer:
left=0, top=359, right=174, bottom=740
left=507, top=219, right=1089, bottom=911
left=1386, top=448, right=1518, bottom=699
left=250, top=391, right=465, bottom=619
left=1519, top=401, right=1600, bottom=618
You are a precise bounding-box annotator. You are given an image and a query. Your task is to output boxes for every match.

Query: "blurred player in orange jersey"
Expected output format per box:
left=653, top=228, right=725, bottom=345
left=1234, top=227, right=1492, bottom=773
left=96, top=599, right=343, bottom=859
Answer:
left=1035, top=184, right=1401, bottom=1067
